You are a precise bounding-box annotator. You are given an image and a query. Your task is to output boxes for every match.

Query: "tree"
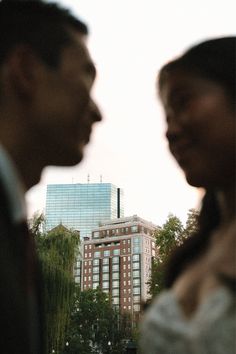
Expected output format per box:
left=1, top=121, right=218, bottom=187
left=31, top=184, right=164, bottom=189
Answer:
left=29, top=214, right=79, bottom=354
left=148, top=210, right=199, bottom=298
left=63, top=287, right=132, bottom=354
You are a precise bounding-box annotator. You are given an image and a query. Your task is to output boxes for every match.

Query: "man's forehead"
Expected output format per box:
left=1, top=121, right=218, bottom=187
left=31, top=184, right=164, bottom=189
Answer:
left=66, top=28, right=89, bottom=53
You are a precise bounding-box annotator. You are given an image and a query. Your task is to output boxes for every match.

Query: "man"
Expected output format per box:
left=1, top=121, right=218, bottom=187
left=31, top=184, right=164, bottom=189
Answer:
left=0, top=1, right=102, bottom=353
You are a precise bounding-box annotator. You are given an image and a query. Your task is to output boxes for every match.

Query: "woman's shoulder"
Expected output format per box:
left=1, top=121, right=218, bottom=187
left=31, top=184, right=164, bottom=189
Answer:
left=139, top=287, right=236, bottom=354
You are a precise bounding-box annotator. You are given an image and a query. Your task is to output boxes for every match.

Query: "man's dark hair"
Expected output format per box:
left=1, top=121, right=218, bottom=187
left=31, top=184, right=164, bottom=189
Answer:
left=0, top=0, right=88, bottom=67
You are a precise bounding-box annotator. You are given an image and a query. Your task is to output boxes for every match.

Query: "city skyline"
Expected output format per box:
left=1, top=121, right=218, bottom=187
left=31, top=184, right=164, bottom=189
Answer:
left=26, top=0, right=236, bottom=227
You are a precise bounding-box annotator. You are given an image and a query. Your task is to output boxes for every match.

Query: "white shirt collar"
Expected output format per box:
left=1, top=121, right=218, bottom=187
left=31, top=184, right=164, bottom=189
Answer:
left=0, top=144, right=27, bottom=223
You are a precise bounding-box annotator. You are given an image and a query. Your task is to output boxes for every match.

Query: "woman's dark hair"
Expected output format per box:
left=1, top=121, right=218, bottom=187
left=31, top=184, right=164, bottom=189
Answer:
left=159, top=37, right=236, bottom=288
left=159, top=37, right=236, bottom=105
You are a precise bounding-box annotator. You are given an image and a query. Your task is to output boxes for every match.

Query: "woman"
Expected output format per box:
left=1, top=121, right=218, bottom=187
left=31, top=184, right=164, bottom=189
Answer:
left=140, top=37, right=236, bottom=353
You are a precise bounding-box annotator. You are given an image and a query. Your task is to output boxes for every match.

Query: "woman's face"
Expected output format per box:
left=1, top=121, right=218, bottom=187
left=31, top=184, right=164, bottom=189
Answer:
left=160, top=70, right=235, bottom=189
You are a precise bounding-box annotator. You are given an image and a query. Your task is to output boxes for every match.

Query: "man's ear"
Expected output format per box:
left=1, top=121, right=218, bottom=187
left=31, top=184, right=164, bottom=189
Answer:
left=5, top=45, right=43, bottom=101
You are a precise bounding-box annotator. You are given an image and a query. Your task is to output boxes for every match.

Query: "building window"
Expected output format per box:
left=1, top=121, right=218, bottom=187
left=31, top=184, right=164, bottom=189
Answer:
left=93, top=267, right=99, bottom=273
left=133, top=287, right=141, bottom=295
left=134, top=304, right=140, bottom=312
left=94, top=251, right=101, bottom=258
left=133, top=295, right=140, bottom=303
left=93, top=282, right=99, bottom=289
left=103, top=265, right=109, bottom=273
left=133, top=254, right=140, bottom=262
left=112, top=281, right=119, bottom=288
left=113, top=272, right=119, bottom=280
left=88, top=253, right=92, bottom=258
left=113, top=249, right=120, bottom=256
left=133, top=278, right=140, bottom=286
left=112, top=288, right=119, bottom=296
left=133, top=270, right=140, bottom=278
left=93, top=231, right=100, bottom=238
left=112, top=264, right=119, bottom=271
left=85, top=245, right=88, bottom=250
left=133, top=246, right=141, bottom=254
left=123, top=240, right=126, bottom=245
left=131, top=225, right=138, bottom=233
left=75, top=276, right=80, bottom=283
left=93, top=274, right=99, bottom=282
left=103, top=258, right=109, bottom=265
left=112, top=256, right=120, bottom=264
left=103, top=273, right=109, bottom=280
left=102, top=281, right=109, bottom=289
left=104, top=250, right=110, bottom=257
left=112, top=297, right=119, bottom=305
left=93, top=259, right=99, bottom=266
left=133, top=262, right=140, bottom=270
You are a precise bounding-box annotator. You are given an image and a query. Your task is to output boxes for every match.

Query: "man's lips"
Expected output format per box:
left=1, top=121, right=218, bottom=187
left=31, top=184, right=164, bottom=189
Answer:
left=169, top=139, right=194, bottom=162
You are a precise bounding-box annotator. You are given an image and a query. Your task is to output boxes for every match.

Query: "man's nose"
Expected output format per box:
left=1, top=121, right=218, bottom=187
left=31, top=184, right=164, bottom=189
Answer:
left=89, top=100, right=102, bottom=123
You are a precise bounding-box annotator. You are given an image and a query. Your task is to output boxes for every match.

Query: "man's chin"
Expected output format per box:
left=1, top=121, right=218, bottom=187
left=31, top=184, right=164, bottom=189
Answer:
left=50, top=149, right=84, bottom=167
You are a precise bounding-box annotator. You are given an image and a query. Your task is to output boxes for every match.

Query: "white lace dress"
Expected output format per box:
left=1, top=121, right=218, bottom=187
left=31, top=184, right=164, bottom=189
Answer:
left=139, top=287, right=236, bottom=354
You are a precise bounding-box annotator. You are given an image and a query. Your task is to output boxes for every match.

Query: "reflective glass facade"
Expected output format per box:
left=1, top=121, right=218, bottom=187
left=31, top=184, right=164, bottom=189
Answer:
left=45, top=183, right=124, bottom=238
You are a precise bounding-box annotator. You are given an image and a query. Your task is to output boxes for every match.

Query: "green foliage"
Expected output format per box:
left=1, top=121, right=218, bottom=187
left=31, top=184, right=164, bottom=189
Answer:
left=148, top=210, right=199, bottom=298
left=63, top=288, right=132, bottom=354
left=29, top=214, right=80, bottom=354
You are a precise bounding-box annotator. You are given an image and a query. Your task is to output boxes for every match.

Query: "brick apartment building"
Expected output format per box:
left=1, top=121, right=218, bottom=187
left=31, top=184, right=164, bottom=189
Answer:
left=74, top=215, right=158, bottom=320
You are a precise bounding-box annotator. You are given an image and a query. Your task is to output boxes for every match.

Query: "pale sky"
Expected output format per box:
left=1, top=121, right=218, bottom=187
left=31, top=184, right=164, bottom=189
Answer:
left=26, top=0, right=236, bottom=227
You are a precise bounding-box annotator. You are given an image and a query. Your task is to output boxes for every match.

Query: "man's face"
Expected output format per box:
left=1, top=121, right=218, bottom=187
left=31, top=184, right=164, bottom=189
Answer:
left=31, top=30, right=101, bottom=166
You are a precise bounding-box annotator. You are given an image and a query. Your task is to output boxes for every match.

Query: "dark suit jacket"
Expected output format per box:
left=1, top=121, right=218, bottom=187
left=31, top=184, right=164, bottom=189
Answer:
left=0, top=180, right=45, bottom=353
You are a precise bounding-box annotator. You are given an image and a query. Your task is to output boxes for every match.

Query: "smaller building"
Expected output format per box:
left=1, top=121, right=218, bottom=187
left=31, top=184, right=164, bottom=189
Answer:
left=74, top=215, right=158, bottom=320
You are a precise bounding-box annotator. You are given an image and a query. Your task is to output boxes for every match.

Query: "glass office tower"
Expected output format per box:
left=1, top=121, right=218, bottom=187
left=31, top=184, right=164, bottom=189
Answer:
left=45, top=183, right=124, bottom=239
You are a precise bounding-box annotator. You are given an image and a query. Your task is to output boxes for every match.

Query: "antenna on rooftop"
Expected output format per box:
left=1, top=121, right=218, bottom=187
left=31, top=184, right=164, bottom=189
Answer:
left=87, top=174, right=90, bottom=183
left=100, top=175, right=103, bottom=183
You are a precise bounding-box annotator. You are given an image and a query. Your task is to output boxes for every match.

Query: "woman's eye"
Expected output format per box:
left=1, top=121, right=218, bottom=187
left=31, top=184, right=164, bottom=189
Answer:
left=172, top=94, right=192, bottom=111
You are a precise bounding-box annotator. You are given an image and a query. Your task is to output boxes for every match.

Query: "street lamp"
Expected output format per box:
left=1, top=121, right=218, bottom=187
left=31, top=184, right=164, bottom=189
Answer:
left=108, top=340, right=111, bottom=353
